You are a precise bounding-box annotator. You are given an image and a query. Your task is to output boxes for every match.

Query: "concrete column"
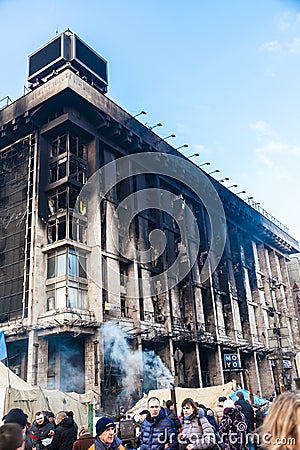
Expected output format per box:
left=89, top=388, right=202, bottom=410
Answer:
left=26, top=330, right=38, bottom=385
left=274, top=253, right=293, bottom=339
left=38, top=338, right=48, bottom=388
left=254, top=352, right=262, bottom=396
left=224, top=233, right=243, bottom=340
left=217, top=345, right=225, bottom=385
left=243, top=265, right=259, bottom=344
left=132, top=336, right=142, bottom=398
left=237, top=349, right=244, bottom=388
left=192, top=261, right=205, bottom=327
left=195, top=344, right=203, bottom=387
left=252, top=242, right=269, bottom=345
left=106, top=202, right=121, bottom=311
left=87, top=175, right=103, bottom=324
left=85, top=331, right=102, bottom=408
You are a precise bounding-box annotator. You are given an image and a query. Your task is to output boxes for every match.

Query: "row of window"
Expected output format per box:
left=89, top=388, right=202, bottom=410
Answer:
left=47, top=280, right=87, bottom=310
left=47, top=248, right=87, bottom=279
left=48, top=186, right=87, bottom=216
left=50, top=134, right=87, bottom=160
left=47, top=215, right=87, bottom=244
left=47, top=133, right=88, bottom=245
left=49, top=157, right=86, bottom=185
left=46, top=249, right=88, bottom=311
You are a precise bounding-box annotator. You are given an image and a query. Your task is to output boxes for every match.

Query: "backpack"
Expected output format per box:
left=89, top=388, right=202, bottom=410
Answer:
left=197, top=417, right=224, bottom=450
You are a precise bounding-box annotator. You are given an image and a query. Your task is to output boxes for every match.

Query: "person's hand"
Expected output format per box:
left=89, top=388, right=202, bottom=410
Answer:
left=187, top=444, right=194, bottom=450
left=49, top=430, right=55, bottom=436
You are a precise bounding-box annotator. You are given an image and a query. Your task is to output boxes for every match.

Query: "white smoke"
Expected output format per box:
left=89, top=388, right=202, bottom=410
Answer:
left=101, top=322, right=174, bottom=405
left=52, top=341, right=85, bottom=393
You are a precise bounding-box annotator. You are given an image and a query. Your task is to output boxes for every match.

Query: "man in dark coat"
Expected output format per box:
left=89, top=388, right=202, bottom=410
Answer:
left=47, top=411, right=77, bottom=450
left=234, top=392, right=255, bottom=432
left=3, top=407, right=32, bottom=450
left=140, top=397, right=178, bottom=450
left=165, top=400, right=181, bottom=431
left=29, top=411, right=55, bottom=448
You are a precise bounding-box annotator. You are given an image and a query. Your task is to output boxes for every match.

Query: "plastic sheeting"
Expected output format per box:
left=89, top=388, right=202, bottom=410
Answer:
left=126, top=382, right=235, bottom=416
left=229, top=389, right=267, bottom=405
left=0, top=362, right=94, bottom=429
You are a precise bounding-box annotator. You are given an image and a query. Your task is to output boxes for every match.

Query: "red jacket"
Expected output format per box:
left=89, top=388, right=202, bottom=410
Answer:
left=72, top=433, right=94, bottom=450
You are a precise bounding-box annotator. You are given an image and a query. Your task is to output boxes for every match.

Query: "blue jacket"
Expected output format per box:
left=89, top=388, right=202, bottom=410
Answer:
left=140, top=408, right=178, bottom=450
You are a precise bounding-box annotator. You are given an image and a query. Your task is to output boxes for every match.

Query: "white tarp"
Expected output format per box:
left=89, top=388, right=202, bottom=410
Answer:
left=0, top=363, right=32, bottom=390
left=0, top=362, right=94, bottom=429
left=127, top=381, right=235, bottom=416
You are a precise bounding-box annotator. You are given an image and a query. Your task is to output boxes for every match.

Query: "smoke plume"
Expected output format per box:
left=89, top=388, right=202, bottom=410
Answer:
left=101, top=322, right=174, bottom=406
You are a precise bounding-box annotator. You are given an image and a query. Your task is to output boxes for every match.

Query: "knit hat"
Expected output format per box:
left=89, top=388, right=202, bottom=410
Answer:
left=4, top=408, right=28, bottom=428
left=96, top=417, right=115, bottom=436
left=223, top=399, right=235, bottom=409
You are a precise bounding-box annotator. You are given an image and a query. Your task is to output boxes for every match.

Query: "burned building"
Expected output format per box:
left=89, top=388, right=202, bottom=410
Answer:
left=0, top=30, right=299, bottom=413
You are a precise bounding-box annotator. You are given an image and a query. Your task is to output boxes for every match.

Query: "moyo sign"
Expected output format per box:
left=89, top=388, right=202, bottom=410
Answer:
left=224, top=353, right=241, bottom=369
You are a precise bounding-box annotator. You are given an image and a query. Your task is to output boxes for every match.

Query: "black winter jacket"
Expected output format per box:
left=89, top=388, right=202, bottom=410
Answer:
left=47, top=417, right=77, bottom=450
left=165, top=408, right=181, bottom=431
left=140, top=408, right=178, bottom=450
left=234, top=399, right=254, bottom=432
left=29, top=417, right=55, bottom=448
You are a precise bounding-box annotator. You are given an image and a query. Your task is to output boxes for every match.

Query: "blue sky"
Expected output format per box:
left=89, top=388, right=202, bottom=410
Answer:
left=1, top=0, right=300, bottom=243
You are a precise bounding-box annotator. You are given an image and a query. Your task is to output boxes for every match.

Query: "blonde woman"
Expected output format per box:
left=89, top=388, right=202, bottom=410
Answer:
left=259, top=391, right=300, bottom=450
left=179, top=398, right=215, bottom=450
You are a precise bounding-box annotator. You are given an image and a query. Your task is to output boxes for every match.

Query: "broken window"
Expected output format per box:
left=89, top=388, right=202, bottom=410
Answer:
left=50, top=134, right=67, bottom=158
left=120, top=294, right=127, bottom=317
left=69, top=158, right=86, bottom=184
left=49, top=157, right=67, bottom=184
left=69, top=135, right=88, bottom=160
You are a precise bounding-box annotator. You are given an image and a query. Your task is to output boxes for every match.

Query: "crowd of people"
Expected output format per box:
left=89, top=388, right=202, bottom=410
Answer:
left=0, top=391, right=299, bottom=450
left=0, top=408, right=80, bottom=450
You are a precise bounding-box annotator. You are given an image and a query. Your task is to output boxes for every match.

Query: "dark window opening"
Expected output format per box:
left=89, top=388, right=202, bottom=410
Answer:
left=120, top=294, right=128, bottom=317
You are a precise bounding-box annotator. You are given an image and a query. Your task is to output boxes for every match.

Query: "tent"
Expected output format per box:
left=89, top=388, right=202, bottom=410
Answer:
left=126, top=381, right=235, bottom=417
left=0, top=362, right=94, bottom=429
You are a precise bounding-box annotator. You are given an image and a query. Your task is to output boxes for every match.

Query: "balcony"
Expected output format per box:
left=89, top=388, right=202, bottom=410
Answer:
left=37, top=308, right=97, bottom=333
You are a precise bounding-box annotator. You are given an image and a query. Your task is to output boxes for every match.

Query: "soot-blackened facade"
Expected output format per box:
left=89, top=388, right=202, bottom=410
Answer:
left=0, top=30, right=299, bottom=414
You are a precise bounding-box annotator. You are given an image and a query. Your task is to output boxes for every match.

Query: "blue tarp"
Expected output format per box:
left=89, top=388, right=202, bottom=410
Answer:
left=230, top=388, right=267, bottom=405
